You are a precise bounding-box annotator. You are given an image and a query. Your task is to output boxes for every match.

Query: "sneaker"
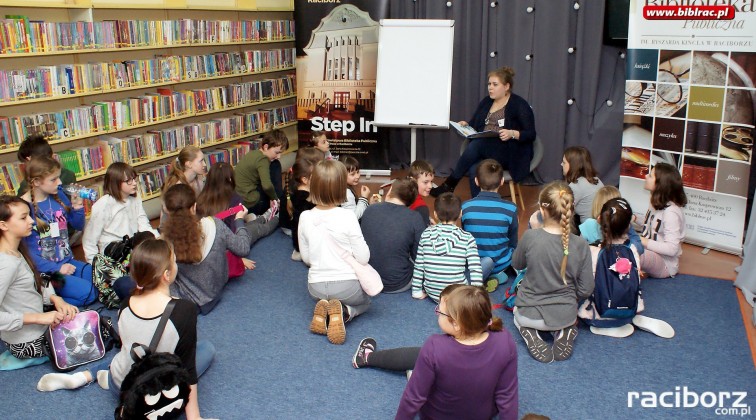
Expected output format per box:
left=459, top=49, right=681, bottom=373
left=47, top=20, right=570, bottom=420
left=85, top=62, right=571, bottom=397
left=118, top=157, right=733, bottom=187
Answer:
left=281, top=227, right=292, bottom=237
left=517, top=326, right=554, bottom=363
left=632, top=315, right=675, bottom=339
left=405, top=370, right=413, bottom=381
left=485, top=278, right=499, bottom=293
left=429, top=183, right=453, bottom=198
left=309, top=299, right=328, bottom=335
left=352, top=337, right=376, bottom=368
left=590, top=324, right=635, bottom=338
left=291, top=250, right=302, bottom=261
left=327, top=299, right=346, bottom=345
left=553, top=325, right=578, bottom=361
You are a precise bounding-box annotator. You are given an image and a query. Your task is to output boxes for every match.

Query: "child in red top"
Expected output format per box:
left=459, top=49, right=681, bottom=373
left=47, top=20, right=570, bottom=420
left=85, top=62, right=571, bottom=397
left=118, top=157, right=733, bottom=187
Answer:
left=409, top=160, right=434, bottom=226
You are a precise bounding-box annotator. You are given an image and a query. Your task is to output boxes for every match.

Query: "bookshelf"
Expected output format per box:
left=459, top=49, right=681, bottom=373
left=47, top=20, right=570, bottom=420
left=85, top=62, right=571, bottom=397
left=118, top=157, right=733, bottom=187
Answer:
left=0, top=0, right=297, bottom=211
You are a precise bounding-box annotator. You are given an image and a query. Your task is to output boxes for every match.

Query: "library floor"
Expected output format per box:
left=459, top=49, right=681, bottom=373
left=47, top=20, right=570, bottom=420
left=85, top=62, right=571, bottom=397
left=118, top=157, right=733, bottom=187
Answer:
left=72, top=172, right=756, bottom=368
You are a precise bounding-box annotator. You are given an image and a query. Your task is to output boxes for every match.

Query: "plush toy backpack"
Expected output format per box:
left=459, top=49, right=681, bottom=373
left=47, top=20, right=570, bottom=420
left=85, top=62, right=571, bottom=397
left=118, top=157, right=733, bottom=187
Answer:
left=585, top=244, right=641, bottom=327
left=115, top=300, right=192, bottom=420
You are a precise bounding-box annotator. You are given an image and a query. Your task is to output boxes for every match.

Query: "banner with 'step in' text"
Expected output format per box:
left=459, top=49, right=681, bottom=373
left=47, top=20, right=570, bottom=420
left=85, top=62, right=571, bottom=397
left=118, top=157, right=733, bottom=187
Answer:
left=621, top=1, right=755, bottom=254
left=294, top=0, right=390, bottom=172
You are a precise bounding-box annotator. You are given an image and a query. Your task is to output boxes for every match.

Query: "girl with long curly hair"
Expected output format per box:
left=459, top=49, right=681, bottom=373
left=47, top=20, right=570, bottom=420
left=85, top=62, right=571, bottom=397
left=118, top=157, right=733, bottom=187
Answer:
left=161, top=184, right=251, bottom=314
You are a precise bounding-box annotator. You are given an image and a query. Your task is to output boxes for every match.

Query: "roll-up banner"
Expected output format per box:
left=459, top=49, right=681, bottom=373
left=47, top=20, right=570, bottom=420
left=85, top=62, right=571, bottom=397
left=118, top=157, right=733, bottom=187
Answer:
left=295, top=0, right=391, bottom=174
left=621, top=1, right=755, bottom=254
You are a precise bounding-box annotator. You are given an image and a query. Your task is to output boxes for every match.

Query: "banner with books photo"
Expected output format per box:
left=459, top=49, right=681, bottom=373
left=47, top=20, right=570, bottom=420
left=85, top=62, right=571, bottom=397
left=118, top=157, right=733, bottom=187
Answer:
left=294, top=0, right=390, bottom=172
left=621, top=1, right=755, bottom=254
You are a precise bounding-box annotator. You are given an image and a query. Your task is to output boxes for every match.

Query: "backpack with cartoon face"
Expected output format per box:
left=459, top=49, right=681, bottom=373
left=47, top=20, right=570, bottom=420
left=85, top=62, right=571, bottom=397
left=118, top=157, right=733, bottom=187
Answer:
left=115, top=300, right=191, bottom=420
left=587, top=244, right=641, bottom=326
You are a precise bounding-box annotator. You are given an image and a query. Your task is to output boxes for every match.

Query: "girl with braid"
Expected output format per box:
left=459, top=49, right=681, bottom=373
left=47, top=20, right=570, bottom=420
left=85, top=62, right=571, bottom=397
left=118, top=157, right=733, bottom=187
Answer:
left=21, top=157, right=97, bottom=306
left=511, top=181, right=593, bottom=363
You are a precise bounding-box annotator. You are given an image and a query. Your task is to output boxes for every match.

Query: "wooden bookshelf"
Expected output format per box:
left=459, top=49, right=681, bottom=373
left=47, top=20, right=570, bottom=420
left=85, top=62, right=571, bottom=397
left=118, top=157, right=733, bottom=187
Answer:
left=0, top=0, right=294, bottom=11
left=0, top=3, right=296, bottom=196
left=0, top=38, right=295, bottom=59
left=0, top=65, right=295, bottom=108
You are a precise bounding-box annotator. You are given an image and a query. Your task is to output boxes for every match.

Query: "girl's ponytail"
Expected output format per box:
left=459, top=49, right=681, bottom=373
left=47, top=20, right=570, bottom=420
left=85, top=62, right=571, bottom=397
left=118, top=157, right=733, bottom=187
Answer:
left=599, top=198, right=633, bottom=248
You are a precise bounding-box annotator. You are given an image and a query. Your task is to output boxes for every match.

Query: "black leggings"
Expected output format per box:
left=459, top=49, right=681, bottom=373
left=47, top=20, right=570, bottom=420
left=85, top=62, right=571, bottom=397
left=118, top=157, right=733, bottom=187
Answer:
left=367, top=347, right=421, bottom=371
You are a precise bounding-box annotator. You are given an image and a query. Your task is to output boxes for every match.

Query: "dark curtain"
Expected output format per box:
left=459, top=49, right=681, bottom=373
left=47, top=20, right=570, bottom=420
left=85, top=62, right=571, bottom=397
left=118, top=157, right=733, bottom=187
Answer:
left=387, top=0, right=626, bottom=186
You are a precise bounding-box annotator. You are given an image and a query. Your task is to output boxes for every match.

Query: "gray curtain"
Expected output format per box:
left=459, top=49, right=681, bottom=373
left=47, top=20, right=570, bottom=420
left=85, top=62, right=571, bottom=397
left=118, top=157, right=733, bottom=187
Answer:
left=387, top=0, right=626, bottom=186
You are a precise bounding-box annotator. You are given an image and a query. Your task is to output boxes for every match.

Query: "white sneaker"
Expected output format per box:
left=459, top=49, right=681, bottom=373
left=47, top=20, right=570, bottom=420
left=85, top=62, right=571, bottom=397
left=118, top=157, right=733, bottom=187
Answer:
left=281, top=227, right=292, bottom=237
left=590, top=324, right=635, bottom=338
left=632, top=315, right=675, bottom=339
left=291, top=250, right=302, bottom=261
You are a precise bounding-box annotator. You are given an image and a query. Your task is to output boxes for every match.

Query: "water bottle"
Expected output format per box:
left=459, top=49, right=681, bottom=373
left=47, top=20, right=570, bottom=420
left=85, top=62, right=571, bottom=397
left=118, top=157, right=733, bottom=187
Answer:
left=62, top=184, right=98, bottom=201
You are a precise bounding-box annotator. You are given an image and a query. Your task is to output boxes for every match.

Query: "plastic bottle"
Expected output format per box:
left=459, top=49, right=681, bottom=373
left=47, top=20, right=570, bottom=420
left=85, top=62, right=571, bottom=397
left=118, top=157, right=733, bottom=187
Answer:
left=61, top=184, right=98, bottom=201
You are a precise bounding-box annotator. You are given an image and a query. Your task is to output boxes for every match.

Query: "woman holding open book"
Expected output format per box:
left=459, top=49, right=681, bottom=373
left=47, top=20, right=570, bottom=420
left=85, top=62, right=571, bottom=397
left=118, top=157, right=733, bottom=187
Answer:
left=431, top=66, right=536, bottom=199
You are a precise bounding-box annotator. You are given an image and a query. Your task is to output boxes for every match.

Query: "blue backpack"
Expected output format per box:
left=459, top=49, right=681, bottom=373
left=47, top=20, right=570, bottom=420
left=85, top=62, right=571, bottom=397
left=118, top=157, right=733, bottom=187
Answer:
left=503, top=268, right=526, bottom=311
left=590, top=244, right=641, bottom=324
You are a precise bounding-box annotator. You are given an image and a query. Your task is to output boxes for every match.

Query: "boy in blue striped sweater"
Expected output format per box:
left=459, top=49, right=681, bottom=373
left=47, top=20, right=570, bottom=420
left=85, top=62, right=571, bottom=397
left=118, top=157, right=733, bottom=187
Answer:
left=461, top=159, right=519, bottom=292
left=411, top=193, right=485, bottom=302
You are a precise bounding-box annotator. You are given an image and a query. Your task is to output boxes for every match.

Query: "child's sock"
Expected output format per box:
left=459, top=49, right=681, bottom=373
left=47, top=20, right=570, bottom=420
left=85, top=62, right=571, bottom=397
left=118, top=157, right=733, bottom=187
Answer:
left=37, top=371, right=89, bottom=392
left=97, top=370, right=110, bottom=390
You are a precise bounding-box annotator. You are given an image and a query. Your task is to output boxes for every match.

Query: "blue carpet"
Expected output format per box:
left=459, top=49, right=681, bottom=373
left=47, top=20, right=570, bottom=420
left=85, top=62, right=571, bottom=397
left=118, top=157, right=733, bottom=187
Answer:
left=1, top=231, right=755, bottom=419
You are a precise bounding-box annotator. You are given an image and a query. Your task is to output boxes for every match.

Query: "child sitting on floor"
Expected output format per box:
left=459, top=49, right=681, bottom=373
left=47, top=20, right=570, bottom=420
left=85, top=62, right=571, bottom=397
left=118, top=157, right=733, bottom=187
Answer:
left=639, top=163, right=687, bottom=279
left=162, top=184, right=251, bottom=314
left=409, top=160, right=435, bottom=226
left=339, top=155, right=372, bottom=220
left=512, top=181, right=593, bottom=363
left=461, top=159, right=518, bottom=291
left=0, top=195, right=78, bottom=362
left=353, top=285, right=518, bottom=420
left=289, top=159, right=317, bottom=262
left=412, top=193, right=484, bottom=302
left=196, top=162, right=277, bottom=277
left=21, top=157, right=97, bottom=306
left=578, top=185, right=644, bottom=254
left=360, top=178, right=426, bottom=293
left=299, top=160, right=371, bottom=345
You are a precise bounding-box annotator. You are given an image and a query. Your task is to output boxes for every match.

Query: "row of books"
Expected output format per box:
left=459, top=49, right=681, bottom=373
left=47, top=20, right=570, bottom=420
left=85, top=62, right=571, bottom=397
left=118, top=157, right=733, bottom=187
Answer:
left=0, top=104, right=294, bottom=196
left=0, top=73, right=295, bottom=147
left=0, top=48, right=295, bottom=102
left=1, top=17, right=295, bottom=54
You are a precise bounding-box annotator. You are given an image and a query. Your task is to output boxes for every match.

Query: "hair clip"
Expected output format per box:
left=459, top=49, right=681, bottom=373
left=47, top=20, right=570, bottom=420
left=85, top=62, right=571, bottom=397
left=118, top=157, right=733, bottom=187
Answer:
left=135, top=285, right=144, bottom=290
left=563, top=249, right=569, bottom=256
left=540, top=202, right=550, bottom=208
left=611, top=207, right=617, bottom=215
left=558, top=190, right=565, bottom=198
left=488, top=319, right=493, bottom=327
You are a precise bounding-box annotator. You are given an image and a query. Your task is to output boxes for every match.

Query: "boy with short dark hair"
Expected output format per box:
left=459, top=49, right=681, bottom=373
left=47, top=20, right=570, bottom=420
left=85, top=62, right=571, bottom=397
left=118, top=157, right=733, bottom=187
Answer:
left=16, top=134, right=76, bottom=196
left=408, top=160, right=434, bottom=226
left=235, top=130, right=289, bottom=216
left=360, top=178, right=427, bottom=293
left=411, top=193, right=484, bottom=302
left=461, top=159, right=519, bottom=292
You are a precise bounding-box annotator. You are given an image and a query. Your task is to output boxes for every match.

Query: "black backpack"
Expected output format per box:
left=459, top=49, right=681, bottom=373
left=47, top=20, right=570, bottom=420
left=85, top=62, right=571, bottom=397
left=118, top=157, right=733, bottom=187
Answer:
left=104, top=235, right=133, bottom=265
left=115, top=300, right=192, bottom=420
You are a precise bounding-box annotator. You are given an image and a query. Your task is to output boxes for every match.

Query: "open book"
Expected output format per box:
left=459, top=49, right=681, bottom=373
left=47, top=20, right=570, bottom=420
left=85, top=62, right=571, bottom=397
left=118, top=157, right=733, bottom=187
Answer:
left=449, top=121, right=499, bottom=139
